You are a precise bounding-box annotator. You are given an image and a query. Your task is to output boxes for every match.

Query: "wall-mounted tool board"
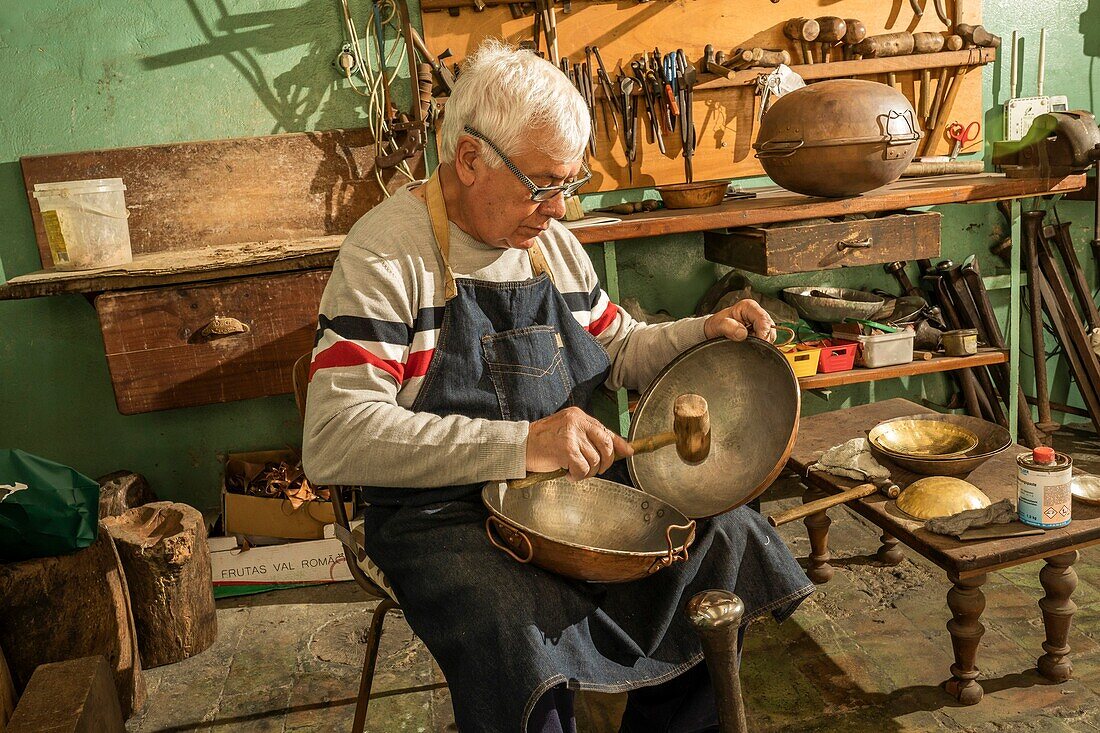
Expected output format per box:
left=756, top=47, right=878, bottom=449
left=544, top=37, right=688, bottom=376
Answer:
left=423, top=0, right=986, bottom=191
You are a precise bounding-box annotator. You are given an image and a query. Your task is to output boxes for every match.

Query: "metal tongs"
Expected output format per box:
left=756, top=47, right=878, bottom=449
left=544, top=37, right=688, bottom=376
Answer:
left=675, top=50, right=696, bottom=183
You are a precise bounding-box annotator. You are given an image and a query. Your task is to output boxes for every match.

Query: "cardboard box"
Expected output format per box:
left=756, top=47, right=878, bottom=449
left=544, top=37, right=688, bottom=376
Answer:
left=223, top=450, right=355, bottom=540
left=209, top=522, right=359, bottom=598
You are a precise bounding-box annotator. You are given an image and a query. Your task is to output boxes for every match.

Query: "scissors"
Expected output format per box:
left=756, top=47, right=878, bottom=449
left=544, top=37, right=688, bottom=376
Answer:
left=946, top=121, right=980, bottom=160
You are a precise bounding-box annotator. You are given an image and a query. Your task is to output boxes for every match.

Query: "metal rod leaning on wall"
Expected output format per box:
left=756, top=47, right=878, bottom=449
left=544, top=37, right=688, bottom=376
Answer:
left=1036, top=270, right=1100, bottom=436
left=1022, top=210, right=1060, bottom=439
left=923, top=268, right=988, bottom=420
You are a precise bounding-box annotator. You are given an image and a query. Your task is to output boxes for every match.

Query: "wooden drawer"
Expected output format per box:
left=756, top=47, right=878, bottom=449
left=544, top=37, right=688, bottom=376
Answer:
left=703, top=211, right=941, bottom=276
left=96, top=271, right=329, bottom=414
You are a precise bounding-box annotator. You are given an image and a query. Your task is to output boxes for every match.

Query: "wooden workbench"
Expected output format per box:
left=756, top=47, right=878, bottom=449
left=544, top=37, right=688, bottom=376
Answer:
left=786, top=398, right=1099, bottom=705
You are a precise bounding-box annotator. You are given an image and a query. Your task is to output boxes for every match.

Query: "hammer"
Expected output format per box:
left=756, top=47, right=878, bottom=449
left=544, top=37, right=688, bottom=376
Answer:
left=509, top=394, right=711, bottom=490
left=815, top=16, right=846, bottom=64
left=768, top=477, right=900, bottom=527
left=783, top=17, right=819, bottom=65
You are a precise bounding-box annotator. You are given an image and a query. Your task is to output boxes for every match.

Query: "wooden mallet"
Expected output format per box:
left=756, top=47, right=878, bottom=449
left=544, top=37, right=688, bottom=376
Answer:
left=767, top=477, right=901, bottom=527
left=509, top=394, right=711, bottom=490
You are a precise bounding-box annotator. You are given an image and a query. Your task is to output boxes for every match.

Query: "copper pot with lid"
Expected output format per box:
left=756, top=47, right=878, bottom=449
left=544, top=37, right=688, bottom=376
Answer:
left=754, top=79, right=922, bottom=198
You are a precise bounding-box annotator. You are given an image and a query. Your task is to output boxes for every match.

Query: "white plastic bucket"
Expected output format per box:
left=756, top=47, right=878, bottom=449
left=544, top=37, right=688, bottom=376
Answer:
left=32, top=178, right=132, bottom=270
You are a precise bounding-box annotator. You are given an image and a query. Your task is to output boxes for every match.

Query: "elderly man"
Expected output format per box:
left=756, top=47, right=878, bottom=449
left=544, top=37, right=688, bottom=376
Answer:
left=304, top=40, right=812, bottom=733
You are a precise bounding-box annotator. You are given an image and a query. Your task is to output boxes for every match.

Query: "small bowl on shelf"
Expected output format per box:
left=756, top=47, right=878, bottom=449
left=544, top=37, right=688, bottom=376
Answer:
left=657, top=181, right=730, bottom=209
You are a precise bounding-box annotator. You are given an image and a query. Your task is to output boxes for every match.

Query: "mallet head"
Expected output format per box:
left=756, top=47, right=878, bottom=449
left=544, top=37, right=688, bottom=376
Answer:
left=673, top=393, right=711, bottom=464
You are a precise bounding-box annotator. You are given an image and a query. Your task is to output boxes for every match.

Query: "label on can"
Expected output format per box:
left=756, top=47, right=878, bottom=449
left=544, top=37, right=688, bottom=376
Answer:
left=1017, top=452, right=1072, bottom=529
left=41, top=209, right=69, bottom=264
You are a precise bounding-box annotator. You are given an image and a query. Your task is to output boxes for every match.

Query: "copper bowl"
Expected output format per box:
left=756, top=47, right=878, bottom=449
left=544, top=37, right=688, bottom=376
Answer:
left=868, top=413, right=1011, bottom=476
left=481, top=477, right=696, bottom=583
left=657, top=180, right=729, bottom=209
left=869, top=419, right=980, bottom=458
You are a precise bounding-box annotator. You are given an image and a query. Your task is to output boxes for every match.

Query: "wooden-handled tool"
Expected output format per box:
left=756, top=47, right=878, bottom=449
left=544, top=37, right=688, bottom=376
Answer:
left=509, top=394, right=711, bottom=490
left=853, top=32, right=915, bottom=58
left=815, top=16, right=846, bottom=64
left=783, top=17, right=819, bottom=64
left=843, top=19, right=867, bottom=60
left=768, top=478, right=900, bottom=527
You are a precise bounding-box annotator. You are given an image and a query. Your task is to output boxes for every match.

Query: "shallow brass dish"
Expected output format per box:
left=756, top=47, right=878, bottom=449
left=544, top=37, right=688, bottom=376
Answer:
left=481, top=477, right=696, bottom=584
left=896, top=476, right=991, bottom=520
left=1071, top=475, right=1100, bottom=506
left=868, top=414, right=1010, bottom=476
left=869, top=419, right=980, bottom=458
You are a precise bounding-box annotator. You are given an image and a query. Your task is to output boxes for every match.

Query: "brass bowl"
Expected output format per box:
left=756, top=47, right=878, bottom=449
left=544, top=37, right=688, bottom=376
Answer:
left=868, top=413, right=1010, bottom=476
left=481, top=477, right=696, bottom=583
left=657, top=181, right=729, bottom=209
left=896, top=476, right=991, bottom=520
left=869, top=419, right=980, bottom=458
left=1072, top=475, right=1100, bottom=506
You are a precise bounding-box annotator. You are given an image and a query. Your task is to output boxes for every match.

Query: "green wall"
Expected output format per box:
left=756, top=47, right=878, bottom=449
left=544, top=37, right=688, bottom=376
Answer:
left=1, top=1, right=1097, bottom=512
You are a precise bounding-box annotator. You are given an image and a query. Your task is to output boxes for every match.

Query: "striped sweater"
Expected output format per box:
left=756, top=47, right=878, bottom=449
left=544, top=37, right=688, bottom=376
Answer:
left=302, top=184, right=708, bottom=489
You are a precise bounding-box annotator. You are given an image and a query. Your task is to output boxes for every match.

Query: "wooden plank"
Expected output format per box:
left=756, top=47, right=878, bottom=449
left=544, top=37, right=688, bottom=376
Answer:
left=95, top=271, right=329, bottom=414
left=3, top=174, right=1084, bottom=299
left=799, top=349, right=1007, bottom=390
left=573, top=173, right=1087, bottom=244
left=696, top=48, right=995, bottom=90
left=20, top=129, right=422, bottom=270
left=787, top=398, right=1100, bottom=577
left=422, top=0, right=985, bottom=190
left=0, top=237, right=341, bottom=300
left=704, top=211, right=941, bottom=275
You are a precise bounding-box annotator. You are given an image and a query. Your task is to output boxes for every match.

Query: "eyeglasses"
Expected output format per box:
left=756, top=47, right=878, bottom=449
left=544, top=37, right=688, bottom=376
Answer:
left=463, top=125, right=591, bottom=202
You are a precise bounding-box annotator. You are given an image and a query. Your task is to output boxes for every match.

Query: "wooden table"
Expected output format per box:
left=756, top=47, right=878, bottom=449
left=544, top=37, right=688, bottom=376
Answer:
left=785, top=398, right=1100, bottom=705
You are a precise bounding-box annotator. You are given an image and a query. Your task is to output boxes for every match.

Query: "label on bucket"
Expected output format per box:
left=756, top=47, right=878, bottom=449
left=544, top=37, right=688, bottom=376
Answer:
left=1017, top=464, right=1072, bottom=529
left=41, top=210, right=69, bottom=264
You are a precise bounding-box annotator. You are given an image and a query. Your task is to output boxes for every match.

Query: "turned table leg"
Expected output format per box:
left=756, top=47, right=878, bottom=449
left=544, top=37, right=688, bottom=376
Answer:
left=802, top=485, right=834, bottom=584
left=1038, top=550, right=1079, bottom=683
left=944, top=573, right=987, bottom=705
left=876, top=532, right=904, bottom=566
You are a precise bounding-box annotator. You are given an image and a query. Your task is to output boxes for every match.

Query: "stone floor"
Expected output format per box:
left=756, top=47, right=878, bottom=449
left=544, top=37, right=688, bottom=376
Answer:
left=127, top=425, right=1100, bottom=732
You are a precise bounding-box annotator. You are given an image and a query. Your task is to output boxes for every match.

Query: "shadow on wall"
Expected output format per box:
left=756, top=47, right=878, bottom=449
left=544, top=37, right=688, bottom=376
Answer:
left=1084, top=0, right=1100, bottom=110
left=140, top=0, right=371, bottom=134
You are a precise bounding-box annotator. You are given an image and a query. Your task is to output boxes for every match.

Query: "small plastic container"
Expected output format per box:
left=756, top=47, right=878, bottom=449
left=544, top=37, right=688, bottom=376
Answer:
left=846, top=329, right=916, bottom=368
left=32, top=178, right=132, bottom=270
left=781, top=343, right=822, bottom=378
left=816, top=339, right=860, bottom=373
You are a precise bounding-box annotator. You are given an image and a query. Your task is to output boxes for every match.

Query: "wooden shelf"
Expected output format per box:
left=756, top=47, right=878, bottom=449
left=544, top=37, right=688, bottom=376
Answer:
left=605, top=348, right=1008, bottom=411
left=798, top=348, right=1007, bottom=390
left=2, top=173, right=1085, bottom=300
left=696, top=48, right=996, bottom=91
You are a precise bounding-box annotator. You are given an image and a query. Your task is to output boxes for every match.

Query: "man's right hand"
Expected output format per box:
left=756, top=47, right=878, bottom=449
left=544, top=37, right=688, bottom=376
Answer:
left=525, top=407, right=634, bottom=481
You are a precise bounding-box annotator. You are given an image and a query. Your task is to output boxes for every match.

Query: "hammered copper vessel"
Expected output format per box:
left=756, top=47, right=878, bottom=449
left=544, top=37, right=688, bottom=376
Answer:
left=754, top=79, right=922, bottom=197
left=868, top=413, right=1011, bottom=476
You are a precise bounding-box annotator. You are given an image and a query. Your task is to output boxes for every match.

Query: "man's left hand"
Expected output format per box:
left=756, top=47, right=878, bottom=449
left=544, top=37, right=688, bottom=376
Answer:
left=704, top=299, right=776, bottom=343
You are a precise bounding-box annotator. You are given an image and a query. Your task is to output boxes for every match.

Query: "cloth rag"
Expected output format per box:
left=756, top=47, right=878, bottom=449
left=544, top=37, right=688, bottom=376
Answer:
left=925, top=499, right=1017, bottom=538
left=812, top=438, right=891, bottom=482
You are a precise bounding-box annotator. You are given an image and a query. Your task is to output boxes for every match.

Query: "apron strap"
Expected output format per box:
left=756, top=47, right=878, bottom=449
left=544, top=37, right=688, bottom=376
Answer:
left=424, top=171, right=557, bottom=298
left=425, top=172, right=459, bottom=301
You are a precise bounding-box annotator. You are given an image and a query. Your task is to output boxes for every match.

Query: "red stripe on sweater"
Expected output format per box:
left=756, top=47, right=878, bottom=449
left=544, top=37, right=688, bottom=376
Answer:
left=309, top=342, right=404, bottom=383
left=404, top=349, right=435, bottom=379
left=587, top=301, right=619, bottom=337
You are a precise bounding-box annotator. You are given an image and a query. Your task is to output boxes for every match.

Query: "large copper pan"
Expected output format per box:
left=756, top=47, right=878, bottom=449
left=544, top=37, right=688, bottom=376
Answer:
left=482, top=337, right=801, bottom=582
left=482, top=477, right=696, bottom=583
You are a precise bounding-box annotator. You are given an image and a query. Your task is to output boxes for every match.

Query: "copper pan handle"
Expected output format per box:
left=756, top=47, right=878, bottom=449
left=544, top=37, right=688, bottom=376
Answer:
left=650, top=520, right=696, bottom=573
left=485, top=516, right=534, bottom=564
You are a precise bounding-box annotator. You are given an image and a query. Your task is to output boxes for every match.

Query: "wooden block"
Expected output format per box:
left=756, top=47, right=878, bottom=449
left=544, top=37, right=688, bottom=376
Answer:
left=0, top=646, right=15, bottom=732
left=103, top=503, right=217, bottom=669
left=0, top=530, right=145, bottom=718
left=96, top=472, right=157, bottom=520
left=95, top=270, right=329, bottom=414
left=5, top=657, right=124, bottom=733
left=703, top=211, right=941, bottom=276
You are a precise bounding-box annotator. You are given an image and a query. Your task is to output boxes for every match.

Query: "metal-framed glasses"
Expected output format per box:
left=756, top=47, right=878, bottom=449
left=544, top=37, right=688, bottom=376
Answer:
left=464, top=125, right=591, bottom=202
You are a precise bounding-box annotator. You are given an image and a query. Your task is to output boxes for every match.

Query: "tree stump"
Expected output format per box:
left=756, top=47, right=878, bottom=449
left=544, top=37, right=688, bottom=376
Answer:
left=0, top=529, right=145, bottom=718
left=1, top=645, right=15, bottom=730
left=97, top=471, right=157, bottom=520
left=6, top=657, right=124, bottom=733
left=102, top=502, right=217, bottom=669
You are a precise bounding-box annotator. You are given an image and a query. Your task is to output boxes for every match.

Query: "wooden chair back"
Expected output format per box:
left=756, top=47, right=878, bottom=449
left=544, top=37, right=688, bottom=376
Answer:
left=292, top=354, right=310, bottom=421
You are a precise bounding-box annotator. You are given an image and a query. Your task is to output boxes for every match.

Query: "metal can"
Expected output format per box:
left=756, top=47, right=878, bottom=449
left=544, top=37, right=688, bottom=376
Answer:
left=1017, top=446, right=1073, bottom=529
left=942, top=328, right=979, bottom=356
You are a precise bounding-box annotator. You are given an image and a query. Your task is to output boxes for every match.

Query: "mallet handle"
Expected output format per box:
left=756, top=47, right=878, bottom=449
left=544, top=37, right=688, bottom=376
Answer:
left=508, top=430, right=675, bottom=490
left=768, top=483, right=877, bottom=527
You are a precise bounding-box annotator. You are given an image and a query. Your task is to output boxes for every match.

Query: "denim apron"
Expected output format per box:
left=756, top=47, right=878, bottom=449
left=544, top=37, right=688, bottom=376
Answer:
left=358, top=174, right=814, bottom=732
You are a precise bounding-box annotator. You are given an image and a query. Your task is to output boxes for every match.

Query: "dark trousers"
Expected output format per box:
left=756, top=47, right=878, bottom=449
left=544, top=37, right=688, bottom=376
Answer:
left=527, top=661, right=720, bottom=733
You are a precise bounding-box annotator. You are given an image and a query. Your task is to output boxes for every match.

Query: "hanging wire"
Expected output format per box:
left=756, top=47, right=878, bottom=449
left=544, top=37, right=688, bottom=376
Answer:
left=338, top=0, right=418, bottom=193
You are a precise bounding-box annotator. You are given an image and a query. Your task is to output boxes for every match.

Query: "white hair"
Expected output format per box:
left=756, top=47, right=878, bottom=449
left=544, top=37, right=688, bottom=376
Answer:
left=438, top=39, right=590, bottom=167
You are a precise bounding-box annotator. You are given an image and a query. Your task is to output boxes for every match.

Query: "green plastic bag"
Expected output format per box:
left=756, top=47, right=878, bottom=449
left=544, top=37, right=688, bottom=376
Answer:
left=0, top=449, right=100, bottom=561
